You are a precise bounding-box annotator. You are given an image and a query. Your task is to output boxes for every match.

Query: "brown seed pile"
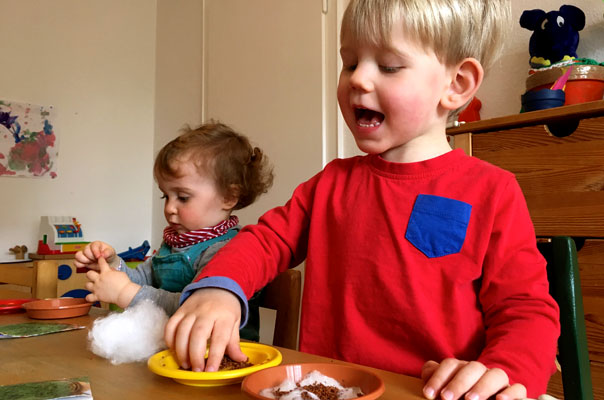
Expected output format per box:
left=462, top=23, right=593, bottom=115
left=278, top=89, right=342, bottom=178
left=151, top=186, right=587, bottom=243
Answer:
left=217, top=355, right=253, bottom=370
left=299, top=383, right=342, bottom=400
left=182, top=355, right=253, bottom=371
left=273, top=383, right=363, bottom=400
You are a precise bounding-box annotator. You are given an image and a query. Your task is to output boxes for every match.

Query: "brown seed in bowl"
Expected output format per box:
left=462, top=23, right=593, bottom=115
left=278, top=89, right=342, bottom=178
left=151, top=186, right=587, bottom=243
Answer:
left=181, top=355, right=254, bottom=371
left=217, top=355, right=253, bottom=371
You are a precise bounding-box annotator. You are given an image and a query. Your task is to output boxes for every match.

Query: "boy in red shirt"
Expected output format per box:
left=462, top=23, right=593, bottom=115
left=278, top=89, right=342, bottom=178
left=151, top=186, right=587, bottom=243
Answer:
left=165, top=1, right=560, bottom=399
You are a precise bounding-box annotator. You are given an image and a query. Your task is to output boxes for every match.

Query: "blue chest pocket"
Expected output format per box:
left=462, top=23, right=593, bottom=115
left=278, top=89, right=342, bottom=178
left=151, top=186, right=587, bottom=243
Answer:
left=405, top=194, right=472, bottom=258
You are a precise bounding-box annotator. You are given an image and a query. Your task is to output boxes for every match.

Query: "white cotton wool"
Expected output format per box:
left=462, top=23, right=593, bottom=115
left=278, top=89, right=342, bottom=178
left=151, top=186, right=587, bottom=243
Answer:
left=298, top=370, right=343, bottom=389
left=88, top=300, right=168, bottom=364
left=259, top=370, right=364, bottom=400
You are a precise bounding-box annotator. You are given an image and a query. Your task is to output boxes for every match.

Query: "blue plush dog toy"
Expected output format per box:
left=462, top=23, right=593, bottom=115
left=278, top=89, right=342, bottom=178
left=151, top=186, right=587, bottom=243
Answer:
left=520, top=5, right=585, bottom=68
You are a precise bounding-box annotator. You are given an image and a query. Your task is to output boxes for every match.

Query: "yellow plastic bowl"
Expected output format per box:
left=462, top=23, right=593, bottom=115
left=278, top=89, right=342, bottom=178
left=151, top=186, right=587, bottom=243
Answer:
left=147, top=343, right=282, bottom=387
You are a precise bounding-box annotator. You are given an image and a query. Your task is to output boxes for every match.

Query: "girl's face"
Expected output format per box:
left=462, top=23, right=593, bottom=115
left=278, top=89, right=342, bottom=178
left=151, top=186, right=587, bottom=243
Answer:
left=337, top=21, right=455, bottom=163
left=157, top=159, right=234, bottom=234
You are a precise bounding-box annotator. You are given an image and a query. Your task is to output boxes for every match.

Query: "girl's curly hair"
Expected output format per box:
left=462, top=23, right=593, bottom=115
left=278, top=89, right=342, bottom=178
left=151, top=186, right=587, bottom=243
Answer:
left=154, top=121, right=274, bottom=210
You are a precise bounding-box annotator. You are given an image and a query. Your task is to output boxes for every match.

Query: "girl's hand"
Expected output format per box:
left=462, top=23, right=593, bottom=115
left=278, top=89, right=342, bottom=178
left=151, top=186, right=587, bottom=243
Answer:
left=164, top=288, right=246, bottom=372
left=74, top=241, right=118, bottom=270
left=85, top=257, right=140, bottom=308
left=421, top=358, right=527, bottom=400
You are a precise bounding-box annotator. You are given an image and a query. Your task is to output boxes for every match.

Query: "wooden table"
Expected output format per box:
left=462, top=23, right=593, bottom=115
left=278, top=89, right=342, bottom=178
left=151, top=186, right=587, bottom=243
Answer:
left=0, top=308, right=425, bottom=399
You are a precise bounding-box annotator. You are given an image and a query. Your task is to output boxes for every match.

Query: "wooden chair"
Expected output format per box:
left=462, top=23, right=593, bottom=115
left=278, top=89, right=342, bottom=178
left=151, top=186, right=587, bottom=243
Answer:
left=538, top=236, right=594, bottom=400
left=0, top=260, right=58, bottom=299
left=259, top=268, right=302, bottom=350
left=0, top=257, right=91, bottom=301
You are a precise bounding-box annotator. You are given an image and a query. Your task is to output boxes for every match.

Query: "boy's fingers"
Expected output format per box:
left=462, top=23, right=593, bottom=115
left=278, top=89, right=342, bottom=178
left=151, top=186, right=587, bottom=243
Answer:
left=421, top=361, right=440, bottom=398
left=441, top=361, right=487, bottom=400
left=421, top=360, right=439, bottom=381
left=464, top=367, right=509, bottom=400
left=423, top=358, right=466, bottom=399
left=495, top=383, right=526, bottom=400
left=427, top=357, right=466, bottom=386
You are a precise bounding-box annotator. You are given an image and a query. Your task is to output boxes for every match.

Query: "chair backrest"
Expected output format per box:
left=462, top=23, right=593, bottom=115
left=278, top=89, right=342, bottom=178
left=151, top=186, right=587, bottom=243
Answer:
left=538, top=236, right=594, bottom=400
left=0, top=261, right=58, bottom=299
left=259, top=268, right=302, bottom=350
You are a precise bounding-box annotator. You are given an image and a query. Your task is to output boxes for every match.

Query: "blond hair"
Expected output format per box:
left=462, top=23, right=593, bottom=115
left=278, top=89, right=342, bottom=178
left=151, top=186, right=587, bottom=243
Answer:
left=341, top=0, right=511, bottom=73
left=154, top=121, right=273, bottom=210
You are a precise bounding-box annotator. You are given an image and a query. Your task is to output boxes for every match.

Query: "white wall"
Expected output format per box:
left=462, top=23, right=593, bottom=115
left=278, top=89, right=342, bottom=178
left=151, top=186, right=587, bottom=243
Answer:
left=478, top=0, right=604, bottom=119
left=201, top=1, right=327, bottom=227
left=1, top=0, right=602, bottom=260
left=0, top=0, right=157, bottom=258
left=153, top=0, right=204, bottom=248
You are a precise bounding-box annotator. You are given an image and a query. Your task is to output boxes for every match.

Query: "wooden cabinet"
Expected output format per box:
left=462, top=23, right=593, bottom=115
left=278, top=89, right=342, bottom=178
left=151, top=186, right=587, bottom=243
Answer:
left=448, top=100, right=604, bottom=400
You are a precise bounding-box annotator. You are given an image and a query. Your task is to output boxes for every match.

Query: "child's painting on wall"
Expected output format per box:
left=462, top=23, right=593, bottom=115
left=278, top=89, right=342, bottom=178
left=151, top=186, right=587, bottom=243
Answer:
left=0, top=100, right=57, bottom=178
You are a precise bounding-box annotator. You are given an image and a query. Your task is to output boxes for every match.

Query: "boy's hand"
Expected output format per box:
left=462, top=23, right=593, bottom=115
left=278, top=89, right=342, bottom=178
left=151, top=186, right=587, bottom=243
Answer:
left=164, top=288, right=246, bottom=372
left=421, top=358, right=527, bottom=400
left=85, top=257, right=140, bottom=308
left=75, top=241, right=118, bottom=270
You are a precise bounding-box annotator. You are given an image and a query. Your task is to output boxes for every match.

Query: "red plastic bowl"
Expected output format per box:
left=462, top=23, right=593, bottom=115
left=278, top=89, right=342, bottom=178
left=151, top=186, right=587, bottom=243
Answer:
left=0, top=298, right=33, bottom=314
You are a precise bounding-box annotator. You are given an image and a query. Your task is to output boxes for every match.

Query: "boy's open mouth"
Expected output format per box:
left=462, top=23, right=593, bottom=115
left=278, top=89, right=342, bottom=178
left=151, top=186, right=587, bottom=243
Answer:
left=354, top=107, right=384, bottom=128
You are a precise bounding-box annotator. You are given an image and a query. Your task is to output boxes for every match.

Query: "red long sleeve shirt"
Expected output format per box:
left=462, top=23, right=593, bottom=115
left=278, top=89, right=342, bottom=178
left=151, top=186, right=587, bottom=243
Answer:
left=194, top=149, right=560, bottom=396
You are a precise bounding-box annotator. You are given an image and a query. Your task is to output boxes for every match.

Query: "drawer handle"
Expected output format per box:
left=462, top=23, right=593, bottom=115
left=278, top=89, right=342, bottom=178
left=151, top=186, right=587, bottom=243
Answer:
left=545, top=118, right=580, bottom=137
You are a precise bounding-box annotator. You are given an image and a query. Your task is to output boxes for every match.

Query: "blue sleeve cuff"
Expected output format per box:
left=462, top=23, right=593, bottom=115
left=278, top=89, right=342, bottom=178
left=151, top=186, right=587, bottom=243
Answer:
left=179, top=276, right=249, bottom=328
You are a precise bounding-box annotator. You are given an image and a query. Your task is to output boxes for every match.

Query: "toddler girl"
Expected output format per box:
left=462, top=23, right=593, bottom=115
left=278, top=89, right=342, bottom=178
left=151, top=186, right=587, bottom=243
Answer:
left=75, top=121, right=273, bottom=341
